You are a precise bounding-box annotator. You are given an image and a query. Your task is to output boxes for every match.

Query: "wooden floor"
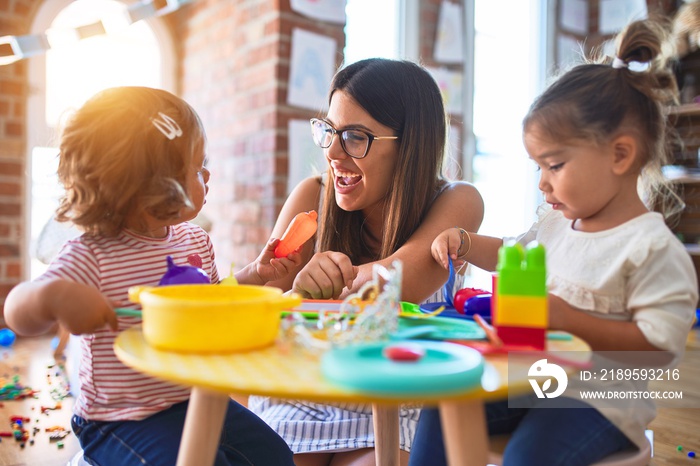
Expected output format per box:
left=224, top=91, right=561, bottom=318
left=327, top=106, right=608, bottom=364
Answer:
left=0, top=335, right=80, bottom=466
left=0, top=327, right=697, bottom=466
left=647, top=326, right=700, bottom=466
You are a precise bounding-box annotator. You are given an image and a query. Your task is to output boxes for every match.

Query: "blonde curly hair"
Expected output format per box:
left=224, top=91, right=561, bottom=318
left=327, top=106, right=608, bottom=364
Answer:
left=56, top=86, right=206, bottom=237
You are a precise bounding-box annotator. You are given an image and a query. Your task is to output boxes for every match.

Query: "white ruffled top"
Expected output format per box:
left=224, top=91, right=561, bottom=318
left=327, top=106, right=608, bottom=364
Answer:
left=515, top=204, right=698, bottom=448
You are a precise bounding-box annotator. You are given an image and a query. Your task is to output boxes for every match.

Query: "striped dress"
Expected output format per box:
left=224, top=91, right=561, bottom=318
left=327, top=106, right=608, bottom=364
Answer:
left=248, top=288, right=447, bottom=453
left=37, top=223, right=219, bottom=421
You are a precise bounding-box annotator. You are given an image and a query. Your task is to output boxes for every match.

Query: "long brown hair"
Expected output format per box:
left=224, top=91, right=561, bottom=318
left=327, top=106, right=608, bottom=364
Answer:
left=317, top=59, right=448, bottom=262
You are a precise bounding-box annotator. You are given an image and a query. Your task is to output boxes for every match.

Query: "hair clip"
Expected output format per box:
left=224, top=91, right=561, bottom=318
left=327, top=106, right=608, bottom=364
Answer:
left=151, top=112, right=183, bottom=140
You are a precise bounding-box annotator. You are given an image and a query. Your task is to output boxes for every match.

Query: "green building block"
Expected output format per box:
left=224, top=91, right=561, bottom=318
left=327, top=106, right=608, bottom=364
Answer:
left=496, top=240, right=546, bottom=297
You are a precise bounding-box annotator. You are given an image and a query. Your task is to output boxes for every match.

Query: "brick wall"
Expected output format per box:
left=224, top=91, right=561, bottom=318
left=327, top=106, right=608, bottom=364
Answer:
left=173, top=0, right=346, bottom=273
left=0, top=1, right=40, bottom=322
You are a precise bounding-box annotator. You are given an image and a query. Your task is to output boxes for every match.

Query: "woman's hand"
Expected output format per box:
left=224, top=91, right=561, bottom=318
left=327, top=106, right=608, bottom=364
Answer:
left=235, top=238, right=304, bottom=285
left=291, top=251, right=358, bottom=299
left=252, top=238, right=304, bottom=284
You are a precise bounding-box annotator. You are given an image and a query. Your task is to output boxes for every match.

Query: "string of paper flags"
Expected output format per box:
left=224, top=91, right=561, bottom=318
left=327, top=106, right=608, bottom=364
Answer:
left=0, top=0, right=194, bottom=66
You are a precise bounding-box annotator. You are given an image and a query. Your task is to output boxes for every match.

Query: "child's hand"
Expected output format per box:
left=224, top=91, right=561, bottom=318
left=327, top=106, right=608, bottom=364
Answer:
left=252, top=238, right=304, bottom=284
left=5, top=279, right=118, bottom=336
left=291, top=251, right=358, bottom=299
left=50, top=281, right=119, bottom=334
left=431, top=227, right=466, bottom=270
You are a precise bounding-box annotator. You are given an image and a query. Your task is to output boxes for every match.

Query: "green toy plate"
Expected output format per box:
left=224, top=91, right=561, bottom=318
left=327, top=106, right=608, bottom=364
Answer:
left=397, top=315, right=485, bottom=341
left=321, top=340, right=484, bottom=395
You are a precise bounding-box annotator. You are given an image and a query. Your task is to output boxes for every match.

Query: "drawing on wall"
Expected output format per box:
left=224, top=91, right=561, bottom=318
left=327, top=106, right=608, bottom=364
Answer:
left=288, top=28, right=337, bottom=111
left=434, top=0, right=464, bottom=64
left=427, top=67, right=463, bottom=115
left=290, top=0, right=346, bottom=24
left=599, top=0, right=647, bottom=34
left=288, top=119, right=327, bottom=194
left=560, top=0, right=588, bottom=35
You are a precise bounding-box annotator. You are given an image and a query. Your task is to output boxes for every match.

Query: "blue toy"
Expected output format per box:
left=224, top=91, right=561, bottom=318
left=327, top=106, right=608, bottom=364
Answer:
left=0, top=328, right=16, bottom=347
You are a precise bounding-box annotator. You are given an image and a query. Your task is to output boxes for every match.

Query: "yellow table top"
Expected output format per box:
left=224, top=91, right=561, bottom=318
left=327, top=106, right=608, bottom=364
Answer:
left=114, top=326, right=590, bottom=405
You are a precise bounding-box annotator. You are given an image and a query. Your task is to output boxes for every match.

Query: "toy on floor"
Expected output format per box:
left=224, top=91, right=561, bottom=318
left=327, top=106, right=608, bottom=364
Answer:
left=274, top=210, right=318, bottom=258
left=0, top=328, right=16, bottom=347
left=492, top=241, right=547, bottom=350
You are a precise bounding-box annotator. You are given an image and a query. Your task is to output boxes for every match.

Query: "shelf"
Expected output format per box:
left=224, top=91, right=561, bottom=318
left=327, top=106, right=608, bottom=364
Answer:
left=666, top=174, right=700, bottom=184
left=667, top=103, right=700, bottom=116
left=685, top=243, right=700, bottom=256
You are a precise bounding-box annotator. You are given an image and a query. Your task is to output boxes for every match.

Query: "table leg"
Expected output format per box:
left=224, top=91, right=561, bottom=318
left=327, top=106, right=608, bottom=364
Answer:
left=372, top=403, right=400, bottom=466
left=439, top=400, right=488, bottom=466
left=176, top=387, right=229, bottom=466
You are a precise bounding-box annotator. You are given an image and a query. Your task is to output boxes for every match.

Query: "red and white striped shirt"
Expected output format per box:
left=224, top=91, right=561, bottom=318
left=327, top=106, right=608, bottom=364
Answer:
left=39, top=222, right=219, bottom=421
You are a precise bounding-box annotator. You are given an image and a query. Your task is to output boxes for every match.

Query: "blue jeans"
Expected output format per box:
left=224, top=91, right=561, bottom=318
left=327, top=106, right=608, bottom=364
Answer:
left=409, top=397, right=634, bottom=466
left=72, top=400, right=294, bottom=466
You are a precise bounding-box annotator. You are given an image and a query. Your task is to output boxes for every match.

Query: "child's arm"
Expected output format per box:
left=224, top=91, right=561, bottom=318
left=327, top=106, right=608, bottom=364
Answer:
left=235, top=238, right=304, bottom=286
left=548, top=294, right=662, bottom=352
left=431, top=227, right=504, bottom=272
left=5, top=279, right=118, bottom=336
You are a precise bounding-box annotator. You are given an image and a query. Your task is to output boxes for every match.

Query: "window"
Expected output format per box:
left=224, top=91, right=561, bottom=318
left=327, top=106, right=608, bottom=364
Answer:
left=27, top=0, right=174, bottom=278
left=344, top=0, right=400, bottom=64
left=469, top=0, right=548, bottom=288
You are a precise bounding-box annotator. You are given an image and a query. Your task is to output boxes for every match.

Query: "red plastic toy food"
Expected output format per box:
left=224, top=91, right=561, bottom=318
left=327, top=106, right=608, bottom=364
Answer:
left=274, top=210, right=318, bottom=258
left=383, top=344, right=426, bottom=362
left=453, top=287, right=491, bottom=314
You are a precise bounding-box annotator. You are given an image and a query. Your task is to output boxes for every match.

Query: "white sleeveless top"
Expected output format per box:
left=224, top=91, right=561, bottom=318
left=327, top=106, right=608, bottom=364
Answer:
left=249, top=176, right=450, bottom=453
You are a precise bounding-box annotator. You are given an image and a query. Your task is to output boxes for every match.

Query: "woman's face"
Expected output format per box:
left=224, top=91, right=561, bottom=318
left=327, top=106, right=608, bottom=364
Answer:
left=324, top=90, right=400, bottom=216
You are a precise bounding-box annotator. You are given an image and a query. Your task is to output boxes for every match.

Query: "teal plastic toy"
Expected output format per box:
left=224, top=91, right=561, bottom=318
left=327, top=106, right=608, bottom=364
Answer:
left=321, top=340, right=484, bottom=395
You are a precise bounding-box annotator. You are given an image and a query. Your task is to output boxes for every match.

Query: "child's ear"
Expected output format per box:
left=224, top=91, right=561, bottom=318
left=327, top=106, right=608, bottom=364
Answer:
left=610, top=134, right=638, bottom=174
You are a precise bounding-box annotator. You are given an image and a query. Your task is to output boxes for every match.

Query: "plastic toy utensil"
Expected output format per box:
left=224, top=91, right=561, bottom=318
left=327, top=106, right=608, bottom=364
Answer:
left=442, top=257, right=456, bottom=307
left=274, top=210, right=318, bottom=258
left=158, top=255, right=210, bottom=285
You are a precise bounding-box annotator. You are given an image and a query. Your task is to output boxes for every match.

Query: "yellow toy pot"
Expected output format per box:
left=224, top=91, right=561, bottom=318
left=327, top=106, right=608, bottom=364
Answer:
left=128, top=284, right=301, bottom=354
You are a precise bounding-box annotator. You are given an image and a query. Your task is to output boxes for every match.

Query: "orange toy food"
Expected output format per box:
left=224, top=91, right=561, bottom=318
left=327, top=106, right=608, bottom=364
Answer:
left=274, top=210, right=318, bottom=258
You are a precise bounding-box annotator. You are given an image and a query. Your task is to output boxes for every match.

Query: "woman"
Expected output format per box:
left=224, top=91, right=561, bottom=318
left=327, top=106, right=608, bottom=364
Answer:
left=250, top=58, right=484, bottom=466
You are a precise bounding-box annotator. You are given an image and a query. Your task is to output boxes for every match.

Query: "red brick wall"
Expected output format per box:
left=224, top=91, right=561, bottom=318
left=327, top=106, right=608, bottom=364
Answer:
left=173, top=0, right=345, bottom=273
left=0, top=1, right=41, bottom=322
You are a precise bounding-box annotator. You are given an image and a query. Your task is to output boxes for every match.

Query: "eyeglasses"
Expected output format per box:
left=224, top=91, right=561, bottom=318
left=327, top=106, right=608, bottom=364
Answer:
left=310, top=118, right=399, bottom=159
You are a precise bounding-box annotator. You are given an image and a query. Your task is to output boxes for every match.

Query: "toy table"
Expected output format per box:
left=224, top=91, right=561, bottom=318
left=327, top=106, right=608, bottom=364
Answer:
left=114, top=327, right=590, bottom=466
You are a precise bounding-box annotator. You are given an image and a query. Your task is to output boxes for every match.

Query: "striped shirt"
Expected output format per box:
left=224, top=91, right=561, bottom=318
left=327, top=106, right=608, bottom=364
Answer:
left=38, top=222, right=219, bottom=421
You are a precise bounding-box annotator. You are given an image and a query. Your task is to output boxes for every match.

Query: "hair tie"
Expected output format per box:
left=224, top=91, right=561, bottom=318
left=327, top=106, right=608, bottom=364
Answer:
left=612, top=57, right=628, bottom=69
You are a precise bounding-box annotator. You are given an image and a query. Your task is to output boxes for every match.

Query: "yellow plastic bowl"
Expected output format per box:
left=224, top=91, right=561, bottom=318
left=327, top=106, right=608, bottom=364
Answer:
left=129, top=284, right=301, bottom=354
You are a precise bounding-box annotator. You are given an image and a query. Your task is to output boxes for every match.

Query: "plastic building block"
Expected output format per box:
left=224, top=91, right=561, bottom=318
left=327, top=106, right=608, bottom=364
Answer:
left=492, top=241, right=548, bottom=350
